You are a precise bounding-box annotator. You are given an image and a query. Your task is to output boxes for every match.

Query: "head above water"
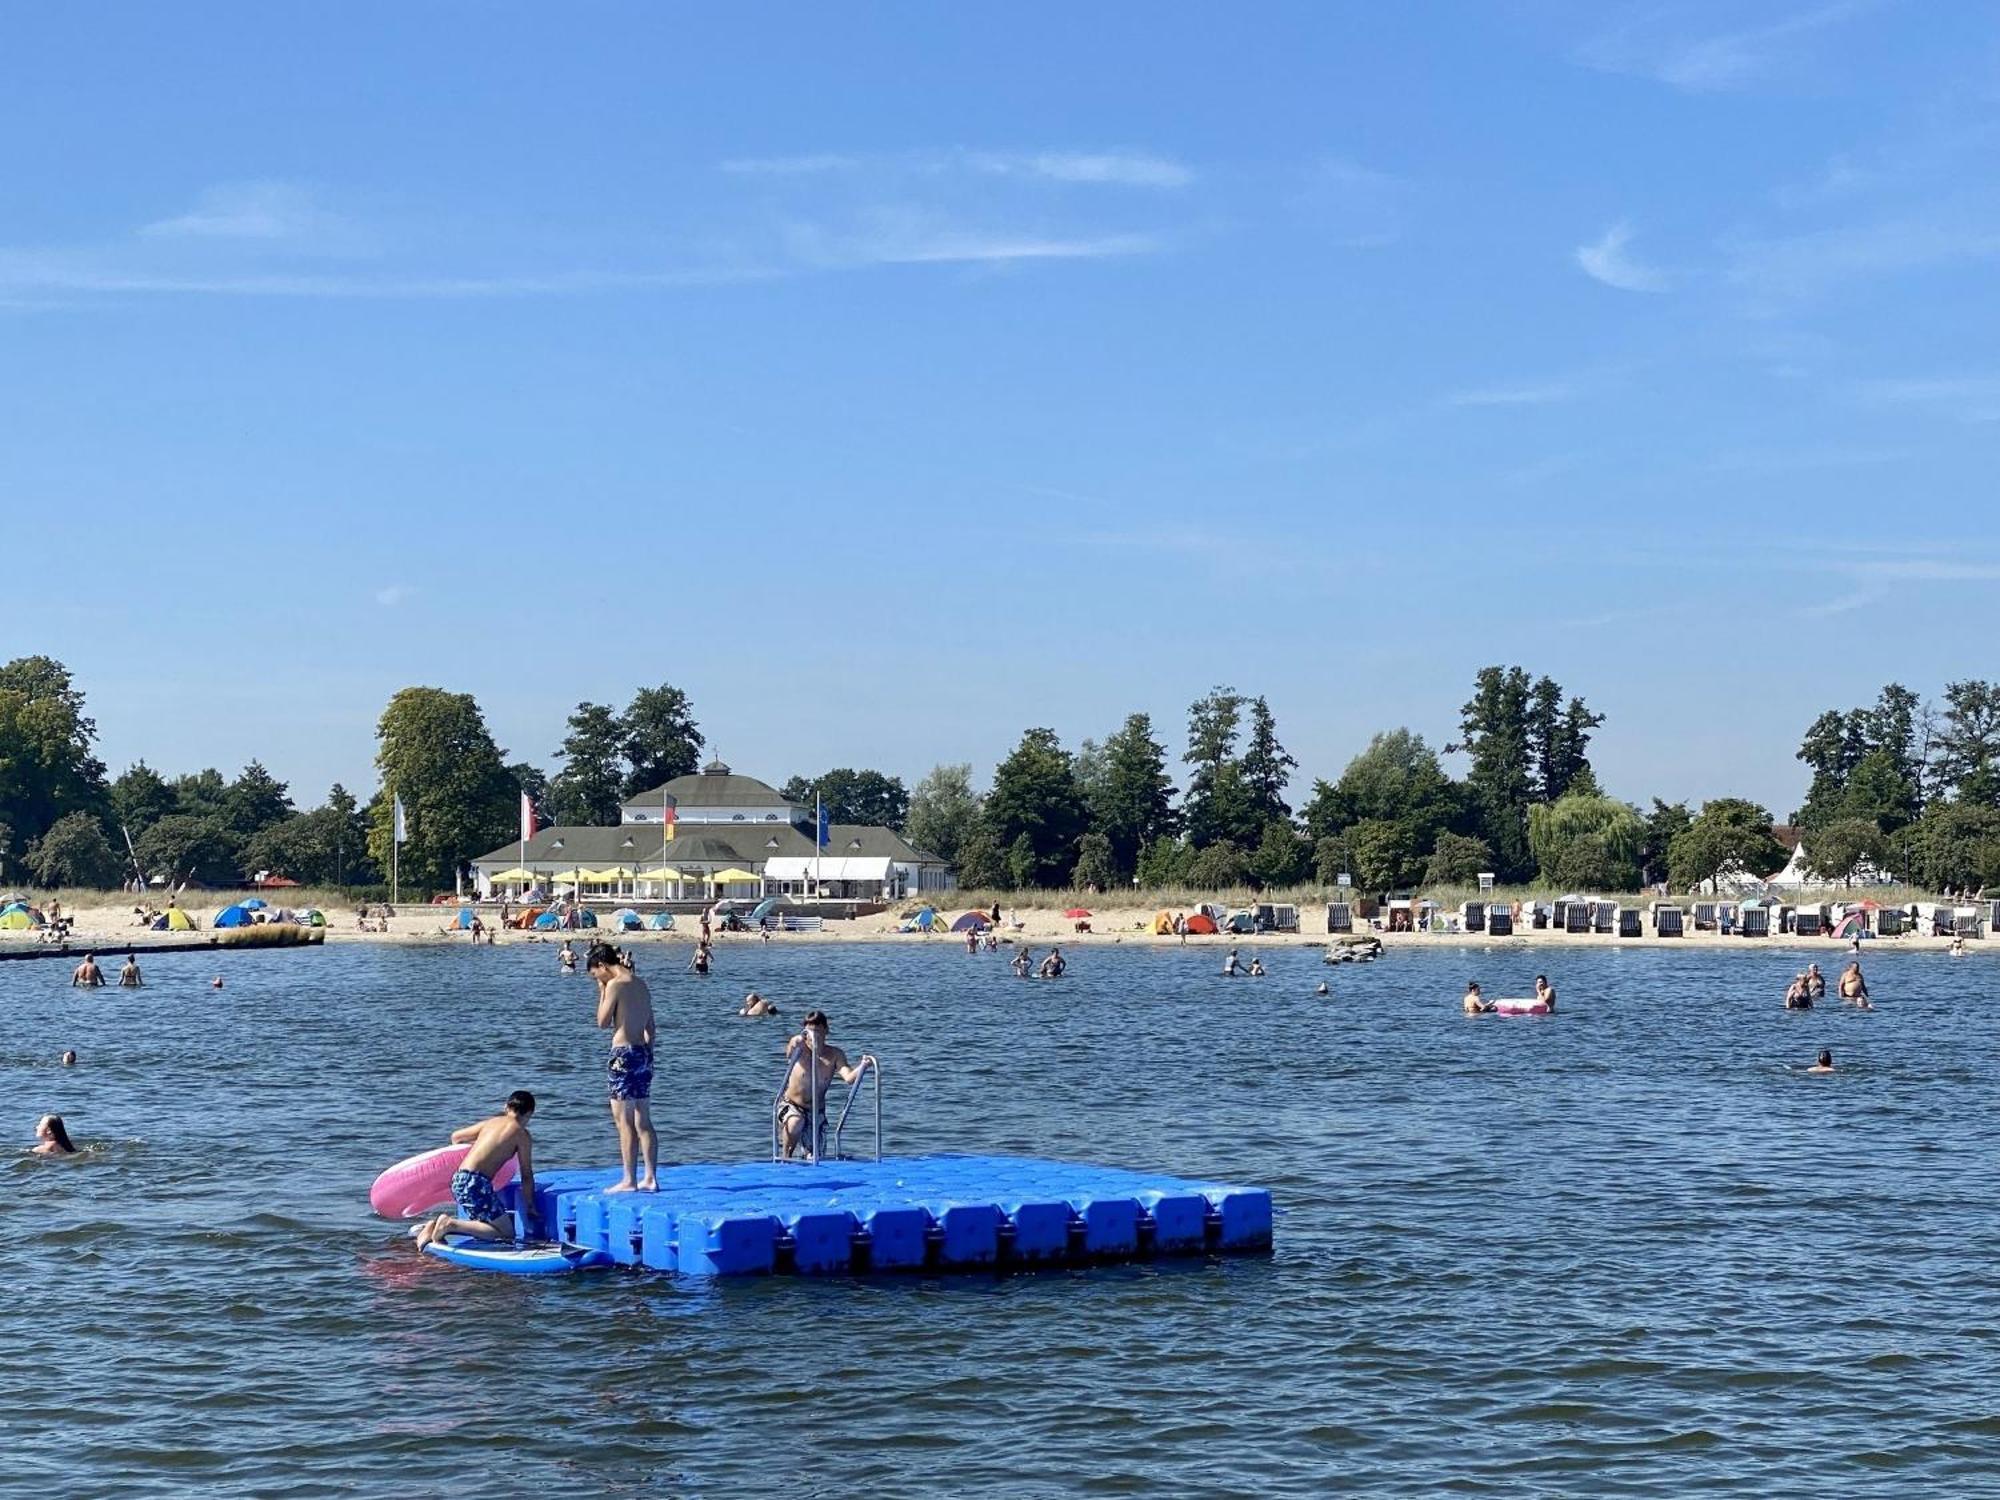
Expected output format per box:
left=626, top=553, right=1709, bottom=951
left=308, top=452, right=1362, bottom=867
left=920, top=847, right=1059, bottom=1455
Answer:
left=1818, top=1049, right=1833, bottom=1068
left=60, top=1050, right=76, bottom=1066
left=505, top=1090, right=536, bottom=1118
left=37, top=1114, right=76, bottom=1152
left=585, top=941, right=622, bottom=973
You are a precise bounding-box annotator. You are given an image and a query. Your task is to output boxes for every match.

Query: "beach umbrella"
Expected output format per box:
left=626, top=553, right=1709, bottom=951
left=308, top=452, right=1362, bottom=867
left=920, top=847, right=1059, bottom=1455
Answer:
left=582, top=868, right=631, bottom=884
left=709, top=868, right=760, bottom=884
left=487, top=868, right=532, bottom=882
left=1063, top=907, right=1092, bottom=919
left=635, top=867, right=683, bottom=883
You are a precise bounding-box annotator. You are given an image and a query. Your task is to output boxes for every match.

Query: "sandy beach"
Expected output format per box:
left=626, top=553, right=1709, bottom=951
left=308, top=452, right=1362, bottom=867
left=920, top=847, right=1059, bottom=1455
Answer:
left=4, top=893, right=1987, bottom=959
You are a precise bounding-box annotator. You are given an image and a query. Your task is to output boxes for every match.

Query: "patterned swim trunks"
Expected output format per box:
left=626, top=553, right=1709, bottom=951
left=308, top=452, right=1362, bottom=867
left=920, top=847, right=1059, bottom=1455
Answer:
left=608, top=1043, right=655, bottom=1101
left=450, top=1168, right=511, bottom=1232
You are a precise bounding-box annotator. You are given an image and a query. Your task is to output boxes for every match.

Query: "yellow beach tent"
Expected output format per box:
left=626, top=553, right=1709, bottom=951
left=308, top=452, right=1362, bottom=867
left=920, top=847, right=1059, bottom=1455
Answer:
left=163, top=908, right=196, bottom=931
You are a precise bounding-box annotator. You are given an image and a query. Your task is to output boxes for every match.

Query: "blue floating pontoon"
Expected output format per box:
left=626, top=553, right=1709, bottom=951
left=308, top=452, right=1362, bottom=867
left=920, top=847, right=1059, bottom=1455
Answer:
left=449, top=1155, right=1273, bottom=1278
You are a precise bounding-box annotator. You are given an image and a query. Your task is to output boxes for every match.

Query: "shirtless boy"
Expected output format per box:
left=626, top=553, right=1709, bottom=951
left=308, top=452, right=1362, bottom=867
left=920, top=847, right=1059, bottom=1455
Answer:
left=590, top=941, right=658, bottom=1192
left=413, top=1091, right=538, bottom=1250
left=778, top=1010, right=870, bottom=1161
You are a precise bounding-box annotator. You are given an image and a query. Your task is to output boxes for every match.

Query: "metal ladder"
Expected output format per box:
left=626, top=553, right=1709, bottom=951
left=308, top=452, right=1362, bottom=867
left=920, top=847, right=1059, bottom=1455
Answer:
left=771, top=1033, right=881, bottom=1164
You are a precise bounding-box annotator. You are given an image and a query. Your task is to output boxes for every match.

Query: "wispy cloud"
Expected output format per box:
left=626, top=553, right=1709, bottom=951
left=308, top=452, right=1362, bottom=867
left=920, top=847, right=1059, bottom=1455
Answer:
left=1850, top=374, right=2000, bottom=422
left=1725, top=217, right=2000, bottom=303
left=1578, top=1, right=1876, bottom=93
left=1794, top=552, right=2000, bottom=617
left=374, top=584, right=416, bottom=607
left=1447, top=379, right=1583, bottom=407
left=781, top=209, right=1159, bottom=269
left=141, top=181, right=339, bottom=242
left=1575, top=222, right=1670, bottom=292
left=722, top=147, right=1192, bottom=188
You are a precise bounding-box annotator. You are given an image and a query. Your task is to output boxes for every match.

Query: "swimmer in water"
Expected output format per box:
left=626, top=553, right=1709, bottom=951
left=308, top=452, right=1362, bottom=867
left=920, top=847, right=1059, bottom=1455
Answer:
left=1534, top=975, right=1556, bottom=1013
left=1038, top=947, right=1066, bottom=979
left=1838, top=962, right=1871, bottom=1007
left=1784, top=974, right=1813, bottom=1010
left=71, top=954, right=104, bottom=988
left=118, top=954, right=142, bottom=988
left=1462, top=981, right=1494, bottom=1015
left=740, top=991, right=779, bottom=1017
left=211, top=976, right=224, bottom=990
left=60, top=1050, right=76, bottom=1066
left=1011, top=948, right=1032, bottom=978
left=1803, top=964, right=1825, bottom=1001
left=1949, top=936, right=1967, bottom=957
left=1223, top=949, right=1240, bottom=977
left=1315, top=981, right=1329, bottom=996
left=33, top=1114, right=78, bottom=1156
left=1247, top=956, right=1266, bottom=978
left=1806, top=1048, right=1835, bottom=1074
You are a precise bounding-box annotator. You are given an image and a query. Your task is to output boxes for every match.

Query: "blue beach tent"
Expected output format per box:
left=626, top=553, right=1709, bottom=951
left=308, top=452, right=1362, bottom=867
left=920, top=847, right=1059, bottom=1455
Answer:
left=242, top=898, right=267, bottom=911
left=213, top=904, right=253, bottom=928
left=454, top=907, right=476, bottom=929
left=612, top=908, right=642, bottom=930
left=533, top=911, right=562, bottom=929
left=647, top=912, right=675, bottom=930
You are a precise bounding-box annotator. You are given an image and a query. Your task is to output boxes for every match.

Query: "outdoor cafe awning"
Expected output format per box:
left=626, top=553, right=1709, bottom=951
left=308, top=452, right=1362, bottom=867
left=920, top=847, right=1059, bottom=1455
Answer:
left=763, top=856, right=895, bottom=882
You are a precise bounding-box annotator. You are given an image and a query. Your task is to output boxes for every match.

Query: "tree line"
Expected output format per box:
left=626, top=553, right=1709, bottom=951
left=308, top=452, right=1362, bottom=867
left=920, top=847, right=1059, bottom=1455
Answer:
left=4, top=653, right=1997, bottom=895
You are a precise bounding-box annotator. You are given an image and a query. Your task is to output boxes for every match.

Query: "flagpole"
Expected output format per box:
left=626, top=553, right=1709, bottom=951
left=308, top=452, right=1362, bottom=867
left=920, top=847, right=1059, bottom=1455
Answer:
left=392, top=788, right=400, bottom=906
left=816, top=789, right=823, bottom=900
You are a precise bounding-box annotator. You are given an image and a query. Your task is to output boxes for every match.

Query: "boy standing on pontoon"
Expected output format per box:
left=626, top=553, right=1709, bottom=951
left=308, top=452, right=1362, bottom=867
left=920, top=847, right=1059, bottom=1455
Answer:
left=590, top=941, right=659, bottom=1192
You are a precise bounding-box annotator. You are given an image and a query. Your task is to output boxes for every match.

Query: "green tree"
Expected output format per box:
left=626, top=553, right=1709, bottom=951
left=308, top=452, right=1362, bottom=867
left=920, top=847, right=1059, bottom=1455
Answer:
left=983, top=728, right=1087, bottom=887
left=1527, top=793, right=1644, bottom=890
left=1449, top=666, right=1535, bottom=880
left=1347, top=817, right=1423, bottom=891
left=1239, top=697, right=1297, bottom=823
left=1526, top=675, right=1604, bottom=802
left=509, top=762, right=552, bottom=831
left=549, top=702, right=628, bottom=826
left=223, top=760, right=295, bottom=843
left=1184, top=840, right=1249, bottom=890
left=110, top=762, right=177, bottom=837
left=1249, top=820, right=1310, bottom=888
left=243, top=788, right=379, bottom=887
left=1936, top=680, right=2000, bottom=808
left=1300, top=729, right=1457, bottom=852
left=1833, top=748, right=1917, bottom=833
left=1423, top=830, right=1494, bottom=887
left=1005, top=832, right=1039, bottom=889
left=1798, top=684, right=1929, bottom=827
left=26, top=811, right=123, bottom=888
left=953, top=820, right=1008, bottom=889
left=620, top=683, right=703, bottom=796
left=1182, top=686, right=1245, bottom=848
left=904, top=764, right=981, bottom=867
left=1071, top=830, right=1118, bottom=890
left=0, top=655, right=109, bottom=846
left=1640, top=799, right=1692, bottom=887
left=1185, top=760, right=1265, bottom=851
left=1090, top=713, right=1179, bottom=875
left=1313, top=836, right=1347, bottom=885
left=778, top=769, right=910, bottom=829
left=134, top=813, right=239, bottom=887
left=368, top=687, right=517, bottom=890
left=1666, top=798, right=1787, bottom=890
left=1906, top=801, right=2000, bottom=891
left=1805, top=818, right=1891, bottom=886
left=1137, top=835, right=1191, bottom=887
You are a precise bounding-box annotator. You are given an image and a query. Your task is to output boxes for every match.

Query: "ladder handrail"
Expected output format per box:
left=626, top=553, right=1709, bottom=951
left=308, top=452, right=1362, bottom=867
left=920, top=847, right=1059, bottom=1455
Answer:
left=770, top=1036, right=881, bottom=1164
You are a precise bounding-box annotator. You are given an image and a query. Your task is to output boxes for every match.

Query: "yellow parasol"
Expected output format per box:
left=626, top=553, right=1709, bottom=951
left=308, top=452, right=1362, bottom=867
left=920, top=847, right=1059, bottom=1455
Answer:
left=581, top=867, right=632, bottom=883
left=549, top=867, right=591, bottom=885
left=634, top=867, right=683, bottom=883
left=709, top=868, right=760, bottom=884
left=487, top=868, right=532, bottom=882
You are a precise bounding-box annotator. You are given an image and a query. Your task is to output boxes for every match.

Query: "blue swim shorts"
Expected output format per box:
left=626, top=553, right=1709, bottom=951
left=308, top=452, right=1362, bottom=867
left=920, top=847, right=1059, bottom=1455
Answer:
left=608, top=1043, right=654, bottom=1101
left=450, top=1168, right=511, bottom=1232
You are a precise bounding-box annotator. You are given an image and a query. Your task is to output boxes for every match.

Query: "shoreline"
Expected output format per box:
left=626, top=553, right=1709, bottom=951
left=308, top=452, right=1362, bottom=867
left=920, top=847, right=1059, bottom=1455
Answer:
left=5, top=896, right=1988, bottom=958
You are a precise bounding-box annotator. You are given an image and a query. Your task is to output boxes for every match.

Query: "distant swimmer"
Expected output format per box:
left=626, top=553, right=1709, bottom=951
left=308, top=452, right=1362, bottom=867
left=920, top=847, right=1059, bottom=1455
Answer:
left=1315, top=981, right=1329, bottom=996
left=559, top=940, right=576, bottom=973
left=1463, top=981, right=1494, bottom=1015
left=1534, top=975, right=1556, bottom=1014
left=1223, top=949, right=1241, bottom=978
left=1804, top=964, right=1826, bottom=1002
left=1784, top=975, right=1813, bottom=1010
left=591, top=941, right=658, bottom=1194
left=1949, top=937, right=1968, bottom=957
left=211, top=976, right=224, bottom=990
left=1011, top=949, right=1032, bottom=978
left=118, top=955, right=142, bottom=988
left=412, top=1091, right=539, bottom=1250
left=1039, top=947, right=1066, bottom=979
left=70, top=955, right=104, bottom=988
left=1839, top=962, right=1871, bottom=1007
left=60, top=1050, right=76, bottom=1067
left=740, top=991, right=779, bottom=1017
left=1806, top=1048, right=1835, bottom=1074
left=966, top=929, right=980, bottom=954
left=1247, top=957, right=1266, bottom=978
left=32, top=1114, right=78, bottom=1156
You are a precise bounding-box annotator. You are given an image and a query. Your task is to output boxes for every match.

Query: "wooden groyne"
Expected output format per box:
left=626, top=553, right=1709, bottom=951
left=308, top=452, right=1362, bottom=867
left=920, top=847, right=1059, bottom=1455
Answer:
left=0, top=928, right=325, bottom=962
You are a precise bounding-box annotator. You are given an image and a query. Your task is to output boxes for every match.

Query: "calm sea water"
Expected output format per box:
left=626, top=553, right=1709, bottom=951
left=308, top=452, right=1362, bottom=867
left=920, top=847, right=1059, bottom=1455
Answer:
left=2, top=934, right=1996, bottom=1497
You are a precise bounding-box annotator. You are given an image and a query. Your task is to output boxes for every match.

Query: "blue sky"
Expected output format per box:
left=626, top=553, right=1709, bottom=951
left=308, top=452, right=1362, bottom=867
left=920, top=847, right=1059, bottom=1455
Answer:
left=6, top=1, right=1998, bottom=818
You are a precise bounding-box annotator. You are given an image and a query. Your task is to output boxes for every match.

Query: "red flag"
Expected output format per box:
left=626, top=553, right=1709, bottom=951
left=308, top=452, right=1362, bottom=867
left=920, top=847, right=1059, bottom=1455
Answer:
left=520, top=791, right=536, bottom=842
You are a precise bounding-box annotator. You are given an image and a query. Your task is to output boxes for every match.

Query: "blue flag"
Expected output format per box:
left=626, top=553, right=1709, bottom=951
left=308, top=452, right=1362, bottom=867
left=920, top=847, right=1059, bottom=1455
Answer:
left=817, top=802, right=830, bottom=848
